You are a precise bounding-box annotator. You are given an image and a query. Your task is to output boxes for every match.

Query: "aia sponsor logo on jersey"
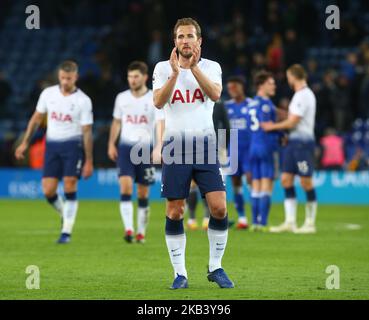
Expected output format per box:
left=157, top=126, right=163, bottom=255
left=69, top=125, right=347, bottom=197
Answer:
left=171, top=88, right=205, bottom=104
left=125, top=115, right=148, bottom=124
left=50, top=111, right=73, bottom=122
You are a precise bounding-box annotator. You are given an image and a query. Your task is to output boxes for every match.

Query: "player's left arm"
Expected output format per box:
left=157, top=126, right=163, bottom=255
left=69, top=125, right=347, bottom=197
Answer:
left=80, top=98, right=94, bottom=179
left=190, top=45, right=222, bottom=102
left=152, top=119, right=165, bottom=164
left=82, top=124, right=94, bottom=179
left=261, top=113, right=301, bottom=131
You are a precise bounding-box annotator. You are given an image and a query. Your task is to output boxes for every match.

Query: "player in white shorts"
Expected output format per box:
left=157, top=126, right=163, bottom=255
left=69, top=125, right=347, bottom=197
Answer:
left=15, top=60, right=94, bottom=244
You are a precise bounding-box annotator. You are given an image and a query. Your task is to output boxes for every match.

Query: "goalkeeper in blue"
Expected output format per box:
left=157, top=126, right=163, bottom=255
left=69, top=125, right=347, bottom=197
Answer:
left=247, top=71, right=280, bottom=231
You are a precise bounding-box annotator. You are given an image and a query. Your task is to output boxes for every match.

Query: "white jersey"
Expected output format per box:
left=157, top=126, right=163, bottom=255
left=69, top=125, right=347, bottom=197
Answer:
left=288, top=86, right=316, bottom=141
left=36, top=85, right=93, bottom=141
left=152, top=58, right=222, bottom=139
left=113, top=89, right=164, bottom=145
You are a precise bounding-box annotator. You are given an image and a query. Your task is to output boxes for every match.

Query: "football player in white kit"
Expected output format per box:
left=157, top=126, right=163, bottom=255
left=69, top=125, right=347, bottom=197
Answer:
left=108, top=61, right=164, bottom=244
left=153, top=18, right=234, bottom=289
left=15, top=61, right=94, bottom=244
left=262, top=64, right=318, bottom=234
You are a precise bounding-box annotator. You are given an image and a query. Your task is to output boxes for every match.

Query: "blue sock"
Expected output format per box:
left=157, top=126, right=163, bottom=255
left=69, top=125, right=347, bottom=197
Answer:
left=259, top=192, right=271, bottom=226
left=233, top=186, right=245, bottom=218
left=251, top=191, right=260, bottom=225
left=165, top=216, right=184, bottom=235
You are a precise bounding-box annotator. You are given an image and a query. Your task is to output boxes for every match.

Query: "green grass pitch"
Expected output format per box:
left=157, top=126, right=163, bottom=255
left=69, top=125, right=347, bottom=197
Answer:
left=0, top=199, right=368, bottom=300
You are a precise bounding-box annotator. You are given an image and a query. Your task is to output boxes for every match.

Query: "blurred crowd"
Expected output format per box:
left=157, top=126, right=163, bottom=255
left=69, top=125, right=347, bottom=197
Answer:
left=1, top=0, right=369, bottom=170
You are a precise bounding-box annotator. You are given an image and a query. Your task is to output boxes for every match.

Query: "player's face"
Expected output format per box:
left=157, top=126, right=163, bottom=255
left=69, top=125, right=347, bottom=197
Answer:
left=174, top=25, right=202, bottom=59
left=227, top=82, right=244, bottom=99
left=264, top=77, right=276, bottom=97
left=127, top=70, right=148, bottom=91
left=58, top=70, right=78, bottom=92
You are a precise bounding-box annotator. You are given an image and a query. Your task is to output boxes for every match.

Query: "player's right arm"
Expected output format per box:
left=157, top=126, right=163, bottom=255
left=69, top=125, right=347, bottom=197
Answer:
left=153, top=48, right=179, bottom=109
left=108, top=118, right=121, bottom=162
left=15, top=111, right=44, bottom=160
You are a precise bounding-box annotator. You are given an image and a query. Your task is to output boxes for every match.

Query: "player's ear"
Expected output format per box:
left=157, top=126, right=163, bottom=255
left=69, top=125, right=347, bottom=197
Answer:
left=198, top=37, right=202, bottom=46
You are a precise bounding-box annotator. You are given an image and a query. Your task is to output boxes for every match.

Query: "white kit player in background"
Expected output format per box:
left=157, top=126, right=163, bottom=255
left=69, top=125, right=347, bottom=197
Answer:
left=15, top=60, right=94, bottom=244
left=262, top=64, right=318, bottom=234
left=108, top=61, right=164, bottom=244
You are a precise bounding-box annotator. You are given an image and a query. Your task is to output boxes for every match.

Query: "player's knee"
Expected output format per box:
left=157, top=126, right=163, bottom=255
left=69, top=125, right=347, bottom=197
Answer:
left=210, top=203, right=227, bottom=219
left=42, top=182, right=56, bottom=198
left=43, top=187, right=55, bottom=198
left=300, top=178, right=313, bottom=191
left=137, top=186, right=149, bottom=199
left=281, top=175, right=293, bottom=188
left=63, top=178, right=77, bottom=193
left=167, top=202, right=185, bottom=220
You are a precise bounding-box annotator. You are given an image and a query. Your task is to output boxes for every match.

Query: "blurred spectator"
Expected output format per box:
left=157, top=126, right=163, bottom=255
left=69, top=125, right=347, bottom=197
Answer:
left=319, top=128, right=345, bottom=170
left=283, top=29, right=304, bottom=67
left=0, top=72, right=12, bottom=116
left=147, top=30, right=164, bottom=68
left=266, top=33, right=283, bottom=71
left=358, top=66, right=369, bottom=118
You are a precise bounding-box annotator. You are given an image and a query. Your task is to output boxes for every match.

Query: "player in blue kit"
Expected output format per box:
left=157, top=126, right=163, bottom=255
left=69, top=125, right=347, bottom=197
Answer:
left=224, top=76, right=252, bottom=229
left=248, top=71, right=279, bottom=232
left=15, top=61, right=94, bottom=244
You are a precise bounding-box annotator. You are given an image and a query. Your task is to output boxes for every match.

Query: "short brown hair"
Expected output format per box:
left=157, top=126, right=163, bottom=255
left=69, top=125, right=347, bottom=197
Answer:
left=254, top=70, right=273, bottom=88
left=127, top=61, right=148, bottom=75
left=287, top=64, right=307, bottom=80
left=173, top=18, right=201, bottom=39
left=58, top=60, right=78, bottom=73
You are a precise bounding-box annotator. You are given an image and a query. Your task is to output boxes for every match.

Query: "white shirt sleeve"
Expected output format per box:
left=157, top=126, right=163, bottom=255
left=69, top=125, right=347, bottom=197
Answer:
left=152, top=62, right=168, bottom=90
left=289, top=93, right=306, bottom=117
left=208, top=62, right=222, bottom=86
left=113, top=94, right=122, bottom=120
left=35, top=89, right=47, bottom=113
left=80, top=97, right=94, bottom=126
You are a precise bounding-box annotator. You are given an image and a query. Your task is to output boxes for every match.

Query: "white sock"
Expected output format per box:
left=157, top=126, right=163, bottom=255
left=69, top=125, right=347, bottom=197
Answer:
left=165, top=233, right=187, bottom=278
left=120, top=201, right=134, bottom=232
left=137, top=207, right=149, bottom=235
left=62, top=200, right=78, bottom=234
left=305, top=201, right=317, bottom=226
left=284, top=198, right=297, bottom=224
left=208, top=228, right=228, bottom=272
left=49, top=195, right=64, bottom=217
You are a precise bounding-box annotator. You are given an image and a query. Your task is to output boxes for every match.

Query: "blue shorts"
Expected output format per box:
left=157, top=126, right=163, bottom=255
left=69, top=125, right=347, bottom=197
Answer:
left=117, top=143, right=155, bottom=185
left=250, top=153, right=274, bottom=180
left=43, top=139, right=84, bottom=179
left=161, top=139, right=225, bottom=199
left=282, top=140, right=315, bottom=177
left=230, top=146, right=250, bottom=177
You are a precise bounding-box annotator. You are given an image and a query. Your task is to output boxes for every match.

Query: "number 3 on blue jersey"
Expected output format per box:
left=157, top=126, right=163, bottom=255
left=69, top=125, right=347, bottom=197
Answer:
left=248, top=108, right=259, bottom=131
